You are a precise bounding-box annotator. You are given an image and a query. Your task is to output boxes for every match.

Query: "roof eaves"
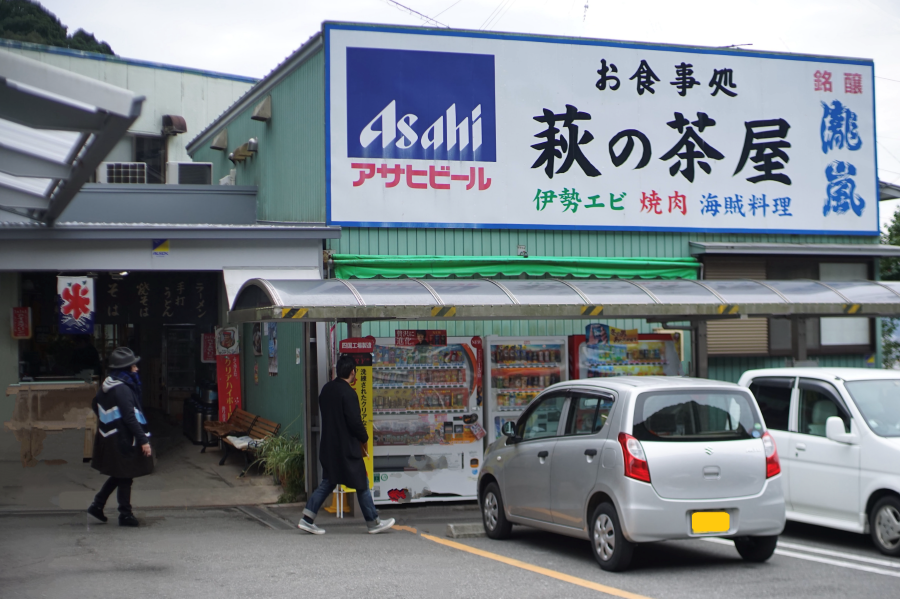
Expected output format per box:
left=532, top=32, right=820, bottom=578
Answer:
left=186, top=32, right=324, bottom=154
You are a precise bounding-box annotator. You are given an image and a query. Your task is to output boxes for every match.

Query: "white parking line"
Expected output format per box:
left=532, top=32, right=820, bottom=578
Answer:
left=776, top=540, right=900, bottom=569
left=699, top=537, right=900, bottom=578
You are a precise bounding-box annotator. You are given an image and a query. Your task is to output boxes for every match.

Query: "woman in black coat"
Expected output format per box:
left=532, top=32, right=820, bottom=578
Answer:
left=87, top=347, right=153, bottom=527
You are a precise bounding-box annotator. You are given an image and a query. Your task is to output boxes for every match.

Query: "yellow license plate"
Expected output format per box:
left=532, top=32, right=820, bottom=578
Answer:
left=691, top=511, right=730, bottom=534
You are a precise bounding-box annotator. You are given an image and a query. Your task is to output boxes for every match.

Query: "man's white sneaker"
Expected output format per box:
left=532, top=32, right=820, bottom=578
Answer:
left=367, top=517, right=395, bottom=534
left=297, top=520, right=325, bottom=535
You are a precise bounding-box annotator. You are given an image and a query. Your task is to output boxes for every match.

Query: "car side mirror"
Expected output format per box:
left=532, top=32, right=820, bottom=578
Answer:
left=501, top=421, right=517, bottom=439
left=825, top=416, right=858, bottom=445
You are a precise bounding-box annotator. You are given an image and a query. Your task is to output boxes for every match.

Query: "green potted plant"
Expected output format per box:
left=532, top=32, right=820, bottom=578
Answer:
left=253, top=434, right=305, bottom=503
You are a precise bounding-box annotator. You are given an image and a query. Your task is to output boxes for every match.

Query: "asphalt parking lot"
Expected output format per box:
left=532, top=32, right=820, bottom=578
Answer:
left=1, top=503, right=898, bottom=599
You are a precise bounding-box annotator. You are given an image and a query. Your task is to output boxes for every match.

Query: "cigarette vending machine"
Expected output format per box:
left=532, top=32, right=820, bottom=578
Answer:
left=370, top=337, right=485, bottom=504
left=484, top=336, right=568, bottom=444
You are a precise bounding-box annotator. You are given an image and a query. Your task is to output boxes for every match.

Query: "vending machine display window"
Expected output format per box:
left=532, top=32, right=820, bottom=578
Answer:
left=371, top=338, right=484, bottom=505
left=485, top=336, right=568, bottom=444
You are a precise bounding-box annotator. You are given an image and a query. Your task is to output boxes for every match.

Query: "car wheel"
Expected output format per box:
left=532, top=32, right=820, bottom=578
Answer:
left=590, top=502, right=635, bottom=572
left=870, top=495, right=900, bottom=557
left=481, top=482, right=512, bottom=540
left=734, top=535, right=778, bottom=562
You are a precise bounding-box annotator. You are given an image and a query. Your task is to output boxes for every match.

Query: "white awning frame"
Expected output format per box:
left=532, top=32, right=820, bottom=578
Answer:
left=0, top=51, right=142, bottom=224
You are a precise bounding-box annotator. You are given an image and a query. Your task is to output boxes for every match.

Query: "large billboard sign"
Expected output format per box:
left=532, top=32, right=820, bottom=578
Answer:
left=326, top=24, right=877, bottom=235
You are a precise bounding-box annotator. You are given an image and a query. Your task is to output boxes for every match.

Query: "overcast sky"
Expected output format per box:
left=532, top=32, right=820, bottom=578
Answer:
left=37, top=0, right=900, bottom=232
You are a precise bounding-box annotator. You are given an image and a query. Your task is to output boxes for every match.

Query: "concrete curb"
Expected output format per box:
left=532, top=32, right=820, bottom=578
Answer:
left=446, top=522, right=486, bottom=538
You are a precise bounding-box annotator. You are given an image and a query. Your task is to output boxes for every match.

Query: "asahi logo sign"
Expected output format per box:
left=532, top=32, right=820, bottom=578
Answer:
left=345, top=47, right=496, bottom=162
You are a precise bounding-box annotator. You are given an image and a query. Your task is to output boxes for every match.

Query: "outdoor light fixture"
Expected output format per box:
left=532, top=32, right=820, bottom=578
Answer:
left=228, top=152, right=236, bottom=165
left=247, top=137, right=258, bottom=153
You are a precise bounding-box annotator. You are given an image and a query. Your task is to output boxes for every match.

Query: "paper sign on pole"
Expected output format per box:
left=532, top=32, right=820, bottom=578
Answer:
left=339, top=337, right=375, bottom=492
left=11, top=307, right=31, bottom=339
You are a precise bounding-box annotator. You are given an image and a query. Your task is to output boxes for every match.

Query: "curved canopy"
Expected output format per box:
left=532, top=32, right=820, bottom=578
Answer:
left=229, top=277, right=900, bottom=323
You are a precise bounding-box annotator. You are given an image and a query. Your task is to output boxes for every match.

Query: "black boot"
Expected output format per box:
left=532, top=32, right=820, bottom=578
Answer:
left=118, top=514, right=139, bottom=527
left=87, top=503, right=108, bottom=522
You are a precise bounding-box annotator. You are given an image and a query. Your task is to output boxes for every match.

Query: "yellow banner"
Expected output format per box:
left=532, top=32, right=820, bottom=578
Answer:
left=342, top=364, right=374, bottom=492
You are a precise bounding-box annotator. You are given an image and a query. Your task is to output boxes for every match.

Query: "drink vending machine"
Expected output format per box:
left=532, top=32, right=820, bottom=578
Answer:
left=484, top=336, right=568, bottom=444
left=370, top=336, right=485, bottom=504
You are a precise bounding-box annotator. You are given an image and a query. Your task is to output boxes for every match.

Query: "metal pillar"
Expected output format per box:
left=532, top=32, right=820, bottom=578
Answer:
left=348, top=321, right=363, bottom=339
left=791, top=317, right=808, bottom=362
left=695, top=321, right=709, bottom=379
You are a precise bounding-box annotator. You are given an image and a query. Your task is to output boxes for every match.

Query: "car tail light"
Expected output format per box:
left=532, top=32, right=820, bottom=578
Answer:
left=618, top=432, right=651, bottom=483
left=762, top=431, right=781, bottom=478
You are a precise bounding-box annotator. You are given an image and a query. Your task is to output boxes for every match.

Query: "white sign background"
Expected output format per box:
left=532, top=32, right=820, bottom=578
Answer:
left=326, top=25, right=877, bottom=235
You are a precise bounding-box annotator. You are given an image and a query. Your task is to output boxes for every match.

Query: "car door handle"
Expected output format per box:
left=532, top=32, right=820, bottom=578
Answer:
left=584, top=449, right=598, bottom=457
left=537, top=450, right=549, bottom=458
left=796, top=443, right=807, bottom=451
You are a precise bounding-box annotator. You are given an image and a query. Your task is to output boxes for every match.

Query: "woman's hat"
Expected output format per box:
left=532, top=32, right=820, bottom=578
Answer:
left=108, top=347, right=140, bottom=369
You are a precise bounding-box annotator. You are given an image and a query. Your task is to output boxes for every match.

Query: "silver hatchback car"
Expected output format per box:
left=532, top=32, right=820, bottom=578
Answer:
left=478, top=377, right=786, bottom=571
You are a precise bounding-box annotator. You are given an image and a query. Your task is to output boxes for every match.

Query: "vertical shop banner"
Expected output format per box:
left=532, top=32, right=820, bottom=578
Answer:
left=57, top=276, right=94, bottom=334
left=215, top=326, right=242, bottom=421
left=216, top=354, right=242, bottom=421
left=470, top=336, right=483, bottom=408
left=200, top=333, right=216, bottom=363
left=340, top=336, right=375, bottom=491
left=11, top=307, right=32, bottom=339
left=327, top=24, right=877, bottom=235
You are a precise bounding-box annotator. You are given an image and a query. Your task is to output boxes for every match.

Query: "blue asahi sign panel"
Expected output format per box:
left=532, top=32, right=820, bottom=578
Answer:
left=326, top=24, right=877, bottom=235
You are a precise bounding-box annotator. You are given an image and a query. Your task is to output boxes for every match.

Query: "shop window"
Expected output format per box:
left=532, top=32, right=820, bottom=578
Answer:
left=820, top=263, right=870, bottom=347
left=134, top=135, right=165, bottom=184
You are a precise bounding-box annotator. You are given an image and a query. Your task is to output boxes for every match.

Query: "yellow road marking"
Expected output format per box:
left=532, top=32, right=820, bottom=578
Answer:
left=419, top=532, right=654, bottom=599
left=393, top=525, right=417, bottom=534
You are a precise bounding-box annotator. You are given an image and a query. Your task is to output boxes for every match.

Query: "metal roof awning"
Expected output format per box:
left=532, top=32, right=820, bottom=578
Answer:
left=0, top=50, right=142, bottom=224
left=229, top=277, right=900, bottom=324
left=690, top=242, right=900, bottom=257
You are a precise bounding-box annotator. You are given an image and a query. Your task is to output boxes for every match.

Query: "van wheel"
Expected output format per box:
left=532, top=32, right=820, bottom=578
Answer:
left=481, top=482, right=512, bottom=540
left=870, top=496, right=900, bottom=556
left=590, top=502, right=635, bottom=571
left=734, top=535, right=778, bottom=562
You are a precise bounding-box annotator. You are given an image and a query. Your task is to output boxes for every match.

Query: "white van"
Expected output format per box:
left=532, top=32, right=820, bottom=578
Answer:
left=737, top=368, right=900, bottom=556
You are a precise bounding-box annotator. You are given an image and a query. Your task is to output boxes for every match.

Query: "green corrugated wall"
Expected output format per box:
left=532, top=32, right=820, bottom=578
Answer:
left=240, top=322, right=306, bottom=437
left=327, top=228, right=877, bottom=256
left=192, top=50, right=326, bottom=223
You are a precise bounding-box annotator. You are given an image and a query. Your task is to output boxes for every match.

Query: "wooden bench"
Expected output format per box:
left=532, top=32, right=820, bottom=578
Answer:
left=219, top=415, right=281, bottom=476
left=201, top=409, right=257, bottom=454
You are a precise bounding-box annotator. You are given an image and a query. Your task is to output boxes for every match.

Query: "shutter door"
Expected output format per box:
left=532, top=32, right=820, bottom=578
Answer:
left=704, top=258, right=769, bottom=356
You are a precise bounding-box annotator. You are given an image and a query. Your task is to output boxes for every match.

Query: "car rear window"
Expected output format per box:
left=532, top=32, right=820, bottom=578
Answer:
left=632, top=390, right=764, bottom=442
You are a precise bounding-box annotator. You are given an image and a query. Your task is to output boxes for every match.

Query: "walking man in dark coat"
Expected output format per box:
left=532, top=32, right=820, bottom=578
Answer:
left=87, top=347, right=153, bottom=527
left=297, top=355, right=394, bottom=534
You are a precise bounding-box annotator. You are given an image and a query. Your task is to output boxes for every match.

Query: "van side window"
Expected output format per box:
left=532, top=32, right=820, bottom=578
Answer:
left=748, top=377, right=792, bottom=431
left=798, top=380, right=850, bottom=436
left=563, top=395, right=615, bottom=436
left=518, top=395, right=567, bottom=441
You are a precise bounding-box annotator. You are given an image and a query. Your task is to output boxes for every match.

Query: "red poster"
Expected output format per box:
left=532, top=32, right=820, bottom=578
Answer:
left=216, top=354, right=242, bottom=421
left=201, top=333, right=216, bottom=363
left=11, top=307, right=31, bottom=339
left=394, top=329, right=447, bottom=347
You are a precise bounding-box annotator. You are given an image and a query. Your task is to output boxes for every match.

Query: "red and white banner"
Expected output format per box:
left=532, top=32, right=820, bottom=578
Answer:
left=340, top=335, right=376, bottom=353
left=216, top=354, right=242, bottom=421
left=11, top=307, right=31, bottom=339
left=57, top=276, right=94, bottom=335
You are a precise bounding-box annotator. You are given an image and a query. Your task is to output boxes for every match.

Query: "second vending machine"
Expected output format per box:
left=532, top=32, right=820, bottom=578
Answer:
left=370, top=335, right=485, bottom=505
left=485, top=336, right=568, bottom=443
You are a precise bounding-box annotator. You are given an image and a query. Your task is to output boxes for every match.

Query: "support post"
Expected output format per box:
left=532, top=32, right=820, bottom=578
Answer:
left=348, top=321, right=363, bottom=339
left=791, top=317, right=808, bottom=362
left=696, top=320, right=708, bottom=379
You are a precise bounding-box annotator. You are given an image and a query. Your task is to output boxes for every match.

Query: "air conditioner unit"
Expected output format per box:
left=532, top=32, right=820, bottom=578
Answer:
left=96, top=162, right=147, bottom=184
left=166, top=162, right=213, bottom=185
